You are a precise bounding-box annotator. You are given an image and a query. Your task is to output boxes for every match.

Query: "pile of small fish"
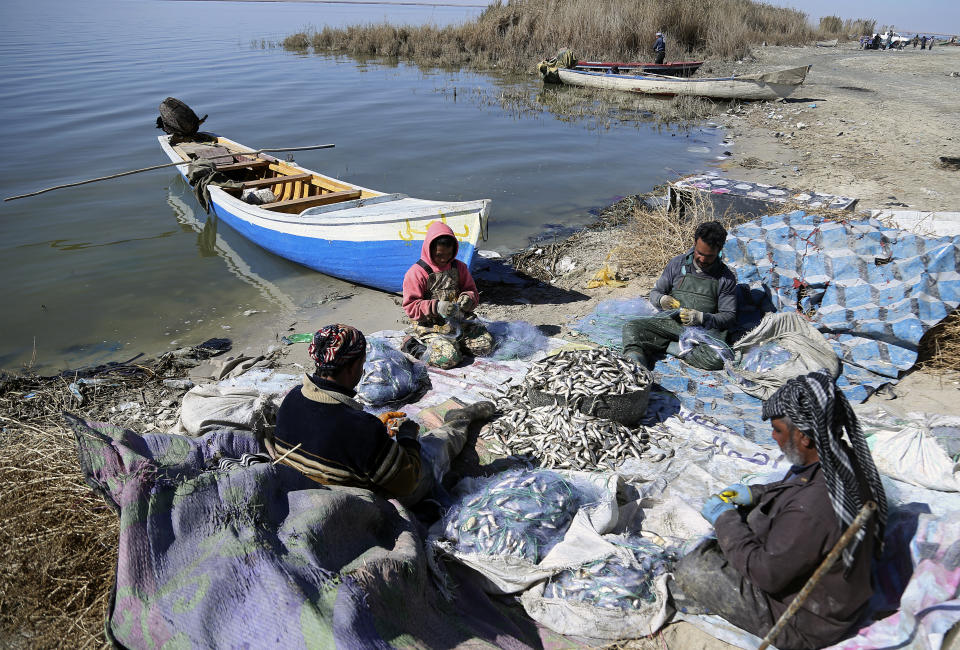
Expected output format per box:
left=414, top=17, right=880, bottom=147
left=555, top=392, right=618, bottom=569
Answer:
left=524, top=348, right=652, bottom=411
left=441, top=470, right=589, bottom=562
left=543, top=537, right=677, bottom=610
left=482, top=405, right=648, bottom=470
left=480, top=348, right=661, bottom=471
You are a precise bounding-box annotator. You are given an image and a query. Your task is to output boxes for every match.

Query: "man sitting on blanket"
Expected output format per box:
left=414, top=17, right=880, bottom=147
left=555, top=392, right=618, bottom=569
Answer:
left=622, top=220, right=737, bottom=370
left=671, top=371, right=888, bottom=649
left=268, top=323, right=494, bottom=504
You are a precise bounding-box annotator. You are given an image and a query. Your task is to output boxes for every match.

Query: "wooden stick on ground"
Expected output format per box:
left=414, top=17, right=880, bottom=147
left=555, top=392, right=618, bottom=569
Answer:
left=757, top=501, right=878, bottom=650
left=4, top=143, right=335, bottom=202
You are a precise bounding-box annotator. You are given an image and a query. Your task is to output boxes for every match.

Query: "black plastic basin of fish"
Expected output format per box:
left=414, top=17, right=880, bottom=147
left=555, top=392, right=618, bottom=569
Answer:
left=526, top=384, right=652, bottom=427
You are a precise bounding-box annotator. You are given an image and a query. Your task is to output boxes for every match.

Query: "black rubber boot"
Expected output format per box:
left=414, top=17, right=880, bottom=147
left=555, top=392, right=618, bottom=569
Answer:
left=443, top=400, right=496, bottom=424
left=624, top=349, right=649, bottom=369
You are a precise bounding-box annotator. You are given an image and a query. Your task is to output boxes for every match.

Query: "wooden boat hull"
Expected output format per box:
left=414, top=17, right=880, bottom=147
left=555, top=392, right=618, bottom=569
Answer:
left=555, top=66, right=810, bottom=101
left=159, top=135, right=489, bottom=294
left=574, top=60, right=704, bottom=77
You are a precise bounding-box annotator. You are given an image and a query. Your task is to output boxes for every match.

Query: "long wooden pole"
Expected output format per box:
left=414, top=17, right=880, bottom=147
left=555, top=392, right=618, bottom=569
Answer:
left=4, top=143, right=335, bottom=202
left=756, top=500, right=877, bottom=650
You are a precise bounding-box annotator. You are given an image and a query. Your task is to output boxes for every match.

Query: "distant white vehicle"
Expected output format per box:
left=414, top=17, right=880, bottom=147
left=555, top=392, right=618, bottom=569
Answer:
left=872, top=31, right=911, bottom=47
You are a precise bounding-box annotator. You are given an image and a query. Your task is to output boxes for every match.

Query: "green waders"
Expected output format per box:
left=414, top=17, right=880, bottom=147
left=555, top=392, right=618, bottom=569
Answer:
left=622, top=255, right=728, bottom=370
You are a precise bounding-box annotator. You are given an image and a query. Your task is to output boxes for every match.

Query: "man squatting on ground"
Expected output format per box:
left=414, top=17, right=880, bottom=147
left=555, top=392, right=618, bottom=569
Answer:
left=402, top=221, right=493, bottom=369
left=622, top=221, right=737, bottom=370
left=672, top=371, right=888, bottom=649
left=267, top=324, right=494, bottom=505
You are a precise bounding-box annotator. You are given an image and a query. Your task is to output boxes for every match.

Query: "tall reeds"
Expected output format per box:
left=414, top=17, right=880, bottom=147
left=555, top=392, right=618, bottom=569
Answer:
left=284, top=0, right=817, bottom=72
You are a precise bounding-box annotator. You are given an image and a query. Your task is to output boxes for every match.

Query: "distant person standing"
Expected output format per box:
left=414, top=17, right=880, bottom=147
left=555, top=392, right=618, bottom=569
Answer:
left=654, top=31, right=666, bottom=65
left=872, top=33, right=881, bottom=50
left=921, top=35, right=928, bottom=49
left=913, top=35, right=919, bottom=48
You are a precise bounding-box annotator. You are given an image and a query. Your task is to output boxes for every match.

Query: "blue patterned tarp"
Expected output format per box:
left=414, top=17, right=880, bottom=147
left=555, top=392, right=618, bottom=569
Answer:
left=584, top=211, right=960, bottom=443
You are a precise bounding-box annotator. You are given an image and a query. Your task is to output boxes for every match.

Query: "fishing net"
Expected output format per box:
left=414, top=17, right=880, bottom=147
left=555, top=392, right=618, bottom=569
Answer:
left=570, top=298, right=658, bottom=348
left=542, top=535, right=678, bottom=611
left=482, top=319, right=551, bottom=361
left=677, top=327, right=735, bottom=364
left=738, top=341, right=794, bottom=373
left=440, top=469, right=600, bottom=563
left=356, top=337, right=427, bottom=406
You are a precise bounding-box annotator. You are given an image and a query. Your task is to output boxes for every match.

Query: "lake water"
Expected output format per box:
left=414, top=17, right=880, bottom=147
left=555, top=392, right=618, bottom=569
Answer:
left=0, top=0, right=723, bottom=374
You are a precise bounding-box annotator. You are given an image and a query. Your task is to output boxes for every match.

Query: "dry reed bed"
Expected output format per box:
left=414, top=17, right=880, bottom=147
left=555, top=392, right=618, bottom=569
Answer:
left=0, top=359, right=188, bottom=648
left=283, top=0, right=821, bottom=72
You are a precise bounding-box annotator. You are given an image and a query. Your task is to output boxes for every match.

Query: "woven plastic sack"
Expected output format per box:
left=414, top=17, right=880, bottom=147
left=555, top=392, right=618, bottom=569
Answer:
left=571, top=298, right=658, bottom=348
left=356, top=337, right=426, bottom=406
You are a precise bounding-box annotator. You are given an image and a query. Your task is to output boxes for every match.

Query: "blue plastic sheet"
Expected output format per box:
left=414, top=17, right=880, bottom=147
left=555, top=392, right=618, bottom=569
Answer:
left=654, top=212, right=959, bottom=442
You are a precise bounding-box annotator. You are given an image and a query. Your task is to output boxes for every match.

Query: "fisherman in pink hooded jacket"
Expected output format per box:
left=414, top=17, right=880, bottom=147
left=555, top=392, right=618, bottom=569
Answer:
left=402, top=222, right=493, bottom=368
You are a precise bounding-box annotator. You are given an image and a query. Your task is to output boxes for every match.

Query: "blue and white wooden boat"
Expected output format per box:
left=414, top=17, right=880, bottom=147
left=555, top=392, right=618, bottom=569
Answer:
left=159, top=134, right=490, bottom=294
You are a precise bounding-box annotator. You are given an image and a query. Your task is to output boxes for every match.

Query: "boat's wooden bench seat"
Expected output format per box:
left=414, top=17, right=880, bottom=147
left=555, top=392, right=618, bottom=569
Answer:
left=215, top=159, right=271, bottom=173
left=239, top=173, right=313, bottom=190
left=264, top=189, right=362, bottom=213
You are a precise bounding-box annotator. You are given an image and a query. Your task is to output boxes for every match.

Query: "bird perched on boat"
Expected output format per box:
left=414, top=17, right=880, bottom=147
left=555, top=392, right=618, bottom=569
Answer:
left=402, top=222, right=493, bottom=369
left=621, top=220, right=736, bottom=370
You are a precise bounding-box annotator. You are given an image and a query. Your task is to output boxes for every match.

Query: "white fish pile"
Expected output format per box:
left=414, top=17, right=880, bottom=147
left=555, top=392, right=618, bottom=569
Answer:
left=543, top=537, right=677, bottom=610
left=524, top=348, right=652, bottom=411
left=482, top=405, right=648, bottom=470
left=480, top=348, right=659, bottom=471
left=441, top=469, right=587, bottom=562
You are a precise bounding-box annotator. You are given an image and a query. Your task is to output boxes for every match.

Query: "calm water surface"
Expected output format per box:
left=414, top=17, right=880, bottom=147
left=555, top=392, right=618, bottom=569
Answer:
left=0, top=0, right=724, bottom=373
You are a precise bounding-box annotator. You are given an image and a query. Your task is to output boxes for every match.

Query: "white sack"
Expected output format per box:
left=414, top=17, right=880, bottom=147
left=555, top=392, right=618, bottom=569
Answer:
left=858, top=406, right=960, bottom=492
left=429, top=470, right=621, bottom=596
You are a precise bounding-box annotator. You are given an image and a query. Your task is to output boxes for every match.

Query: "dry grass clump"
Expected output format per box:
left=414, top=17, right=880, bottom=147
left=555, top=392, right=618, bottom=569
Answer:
left=0, top=382, right=117, bottom=648
left=0, top=351, right=210, bottom=648
left=918, top=308, right=960, bottom=373
left=284, top=0, right=817, bottom=73
left=612, top=191, right=742, bottom=276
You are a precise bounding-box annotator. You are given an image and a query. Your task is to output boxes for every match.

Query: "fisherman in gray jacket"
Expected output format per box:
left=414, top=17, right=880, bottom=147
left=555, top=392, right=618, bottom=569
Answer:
left=622, top=221, right=737, bottom=370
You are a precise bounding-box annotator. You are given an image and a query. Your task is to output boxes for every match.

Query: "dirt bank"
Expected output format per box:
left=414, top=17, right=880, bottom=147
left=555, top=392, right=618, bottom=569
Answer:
left=708, top=43, right=960, bottom=212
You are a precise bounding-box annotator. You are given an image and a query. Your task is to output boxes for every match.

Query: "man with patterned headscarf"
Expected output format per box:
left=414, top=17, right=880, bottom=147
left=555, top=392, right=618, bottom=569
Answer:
left=268, top=324, right=494, bottom=504
left=672, top=370, right=887, bottom=649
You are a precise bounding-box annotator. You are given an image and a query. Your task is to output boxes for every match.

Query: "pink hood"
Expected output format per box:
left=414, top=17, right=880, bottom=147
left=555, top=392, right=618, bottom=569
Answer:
left=401, top=222, right=479, bottom=320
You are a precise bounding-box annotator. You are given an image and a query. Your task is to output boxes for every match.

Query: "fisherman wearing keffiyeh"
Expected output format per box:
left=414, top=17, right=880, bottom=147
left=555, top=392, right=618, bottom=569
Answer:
left=672, top=370, right=887, bottom=650
left=268, top=324, right=495, bottom=504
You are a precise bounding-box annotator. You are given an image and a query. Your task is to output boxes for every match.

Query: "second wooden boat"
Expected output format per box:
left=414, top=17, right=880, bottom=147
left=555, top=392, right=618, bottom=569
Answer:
left=574, top=59, right=704, bottom=77
left=541, top=64, right=812, bottom=101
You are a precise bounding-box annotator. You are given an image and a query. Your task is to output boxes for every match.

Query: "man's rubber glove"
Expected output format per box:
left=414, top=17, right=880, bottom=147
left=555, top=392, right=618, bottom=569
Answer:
left=379, top=411, right=407, bottom=437
left=701, top=494, right=736, bottom=525
left=456, top=293, right=476, bottom=313
left=436, top=300, right=459, bottom=319
left=680, top=308, right=704, bottom=326
left=719, top=483, right=754, bottom=506
left=659, top=295, right=681, bottom=310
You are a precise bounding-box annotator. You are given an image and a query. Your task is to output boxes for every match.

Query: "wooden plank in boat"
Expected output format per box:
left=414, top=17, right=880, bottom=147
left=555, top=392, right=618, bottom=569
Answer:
left=264, top=189, right=362, bottom=213
left=239, top=173, right=313, bottom=190
left=214, top=160, right=271, bottom=172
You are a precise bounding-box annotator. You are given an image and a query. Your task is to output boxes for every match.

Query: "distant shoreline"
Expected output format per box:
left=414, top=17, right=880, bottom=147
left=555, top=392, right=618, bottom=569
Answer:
left=166, top=0, right=489, bottom=7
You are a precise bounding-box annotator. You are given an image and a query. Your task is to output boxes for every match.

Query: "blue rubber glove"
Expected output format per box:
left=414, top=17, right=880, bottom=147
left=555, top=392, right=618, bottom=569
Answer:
left=701, top=494, right=736, bottom=526
left=720, top=483, right=754, bottom=506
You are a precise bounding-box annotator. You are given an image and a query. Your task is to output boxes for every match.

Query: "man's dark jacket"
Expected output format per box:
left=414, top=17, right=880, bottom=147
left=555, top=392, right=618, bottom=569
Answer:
left=714, top=462, right=875, bottom=649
